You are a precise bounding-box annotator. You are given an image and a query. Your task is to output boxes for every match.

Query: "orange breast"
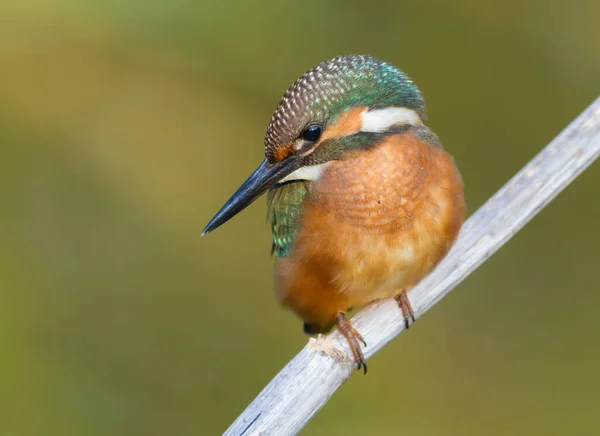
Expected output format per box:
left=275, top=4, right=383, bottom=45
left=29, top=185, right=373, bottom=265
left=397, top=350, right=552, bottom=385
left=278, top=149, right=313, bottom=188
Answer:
left=274, top=130, right=465, bottom=332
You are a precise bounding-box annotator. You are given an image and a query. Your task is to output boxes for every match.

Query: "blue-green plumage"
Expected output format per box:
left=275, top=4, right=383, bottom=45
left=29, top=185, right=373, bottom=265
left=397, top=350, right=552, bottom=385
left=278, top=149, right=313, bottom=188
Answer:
left=265, top=54, right=425, bottom=164
left=267, top=181, right=309, bottom=257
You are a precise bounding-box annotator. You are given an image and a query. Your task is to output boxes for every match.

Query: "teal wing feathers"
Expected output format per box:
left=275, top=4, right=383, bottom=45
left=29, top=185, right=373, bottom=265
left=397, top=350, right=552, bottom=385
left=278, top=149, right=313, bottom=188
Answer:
left=267, top=181, right=309, bottom=258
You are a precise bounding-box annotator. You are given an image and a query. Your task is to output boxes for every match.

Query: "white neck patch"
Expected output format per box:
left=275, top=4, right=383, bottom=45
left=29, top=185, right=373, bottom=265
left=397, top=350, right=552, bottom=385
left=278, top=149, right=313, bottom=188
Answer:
left=360, top=107, right=422, bottom=133
left=278, top=162, right=331, bottom=183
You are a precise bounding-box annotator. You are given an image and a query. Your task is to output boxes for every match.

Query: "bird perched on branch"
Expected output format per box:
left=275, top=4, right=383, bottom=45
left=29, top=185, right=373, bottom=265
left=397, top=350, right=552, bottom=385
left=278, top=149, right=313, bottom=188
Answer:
left=203, top=55, right=465, bottom=373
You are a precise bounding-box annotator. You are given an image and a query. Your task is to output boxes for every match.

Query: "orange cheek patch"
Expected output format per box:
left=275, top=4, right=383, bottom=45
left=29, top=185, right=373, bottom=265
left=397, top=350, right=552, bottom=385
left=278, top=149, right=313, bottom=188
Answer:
left=272, top=107, right=367, bottom=161
left=271, top=143, right=294, bottom=162
left=321, top=106, right=367, bottom=141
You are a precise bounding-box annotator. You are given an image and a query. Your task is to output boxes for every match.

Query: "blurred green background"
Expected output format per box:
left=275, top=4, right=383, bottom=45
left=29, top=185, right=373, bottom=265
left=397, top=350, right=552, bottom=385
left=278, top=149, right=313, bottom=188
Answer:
left=1, top=1, right=599, bottom=435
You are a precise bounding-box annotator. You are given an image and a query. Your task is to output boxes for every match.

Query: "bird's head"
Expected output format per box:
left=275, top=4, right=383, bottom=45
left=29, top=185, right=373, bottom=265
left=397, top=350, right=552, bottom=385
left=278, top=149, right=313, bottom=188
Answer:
left=202, top=54, right=425, bottom=235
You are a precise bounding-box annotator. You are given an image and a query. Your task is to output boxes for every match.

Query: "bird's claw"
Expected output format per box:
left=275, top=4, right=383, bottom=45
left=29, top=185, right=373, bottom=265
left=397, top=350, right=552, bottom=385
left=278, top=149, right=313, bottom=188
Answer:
left=335, top=313, right=368, bottom=375
left=395, top=290, right=416, bottom=329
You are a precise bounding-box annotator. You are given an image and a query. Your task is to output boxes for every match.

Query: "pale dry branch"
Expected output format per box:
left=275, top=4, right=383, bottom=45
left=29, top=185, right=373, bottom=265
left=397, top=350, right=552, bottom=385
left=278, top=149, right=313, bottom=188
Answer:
left=225, top=97, right=600, bottom=436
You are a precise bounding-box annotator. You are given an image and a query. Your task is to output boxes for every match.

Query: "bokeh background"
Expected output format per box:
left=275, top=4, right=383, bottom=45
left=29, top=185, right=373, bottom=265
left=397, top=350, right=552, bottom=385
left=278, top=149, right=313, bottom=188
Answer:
left=1, top=1, right=599, bottom=435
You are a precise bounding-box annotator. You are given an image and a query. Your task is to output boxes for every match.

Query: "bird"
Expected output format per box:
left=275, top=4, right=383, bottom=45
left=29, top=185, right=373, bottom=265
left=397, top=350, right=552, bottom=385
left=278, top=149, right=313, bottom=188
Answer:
left=202, top=55, right=465, bottom=374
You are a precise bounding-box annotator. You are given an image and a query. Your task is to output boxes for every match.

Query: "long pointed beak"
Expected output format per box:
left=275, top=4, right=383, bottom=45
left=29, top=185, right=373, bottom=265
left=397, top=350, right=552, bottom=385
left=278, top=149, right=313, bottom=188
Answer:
left=202, top=158, right=298, bottom=235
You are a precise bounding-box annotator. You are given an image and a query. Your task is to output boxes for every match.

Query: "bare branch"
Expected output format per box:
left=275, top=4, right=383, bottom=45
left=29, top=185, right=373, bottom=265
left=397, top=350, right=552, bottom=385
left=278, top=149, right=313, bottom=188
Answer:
left=225, top=97, right=600, bottom=436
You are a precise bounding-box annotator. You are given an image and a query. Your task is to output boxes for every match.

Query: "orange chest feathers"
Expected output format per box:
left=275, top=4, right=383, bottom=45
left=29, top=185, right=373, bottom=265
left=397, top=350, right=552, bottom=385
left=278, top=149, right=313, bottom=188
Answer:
left=273, top=131, right=465, bottom=330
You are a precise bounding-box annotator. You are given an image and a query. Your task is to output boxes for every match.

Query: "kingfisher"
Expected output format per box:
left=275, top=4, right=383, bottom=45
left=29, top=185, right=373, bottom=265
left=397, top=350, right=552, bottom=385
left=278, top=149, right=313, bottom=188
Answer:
left=202, top=55, right=465, bottom=373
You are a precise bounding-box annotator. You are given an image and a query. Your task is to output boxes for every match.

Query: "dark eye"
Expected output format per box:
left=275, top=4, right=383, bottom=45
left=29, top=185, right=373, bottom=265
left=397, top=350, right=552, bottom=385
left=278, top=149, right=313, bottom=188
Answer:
left=301, top=125, right=322, bottom=142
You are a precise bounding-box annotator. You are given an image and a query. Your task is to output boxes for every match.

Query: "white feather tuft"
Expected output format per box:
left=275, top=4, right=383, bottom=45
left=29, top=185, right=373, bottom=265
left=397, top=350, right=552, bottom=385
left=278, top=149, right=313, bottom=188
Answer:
left=279, top=162, right=331, bottom=183
left=360, top=107, right=421, bottom=133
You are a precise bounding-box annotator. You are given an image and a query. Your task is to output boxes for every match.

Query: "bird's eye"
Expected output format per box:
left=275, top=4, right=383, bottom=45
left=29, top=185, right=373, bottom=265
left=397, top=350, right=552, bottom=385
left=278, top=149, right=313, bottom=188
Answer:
left=301, top=125, right=322, bottom=142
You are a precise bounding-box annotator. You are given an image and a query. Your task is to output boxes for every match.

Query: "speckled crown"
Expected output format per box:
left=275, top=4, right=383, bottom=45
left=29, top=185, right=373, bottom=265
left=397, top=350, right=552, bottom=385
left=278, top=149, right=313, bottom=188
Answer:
left=264, top=55, right=425, bottom=162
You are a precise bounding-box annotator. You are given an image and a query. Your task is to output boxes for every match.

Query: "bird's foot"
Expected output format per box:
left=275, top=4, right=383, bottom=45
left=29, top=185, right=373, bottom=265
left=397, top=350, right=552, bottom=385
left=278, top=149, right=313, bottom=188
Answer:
left=395, top=290, right=416, bottom=329
left=335, top=313, right=367, bottom=374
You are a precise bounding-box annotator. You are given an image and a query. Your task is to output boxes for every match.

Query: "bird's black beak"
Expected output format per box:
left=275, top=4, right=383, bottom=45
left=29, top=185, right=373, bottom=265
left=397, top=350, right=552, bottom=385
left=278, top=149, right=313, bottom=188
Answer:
left=202, top=157, right=299, bottom=235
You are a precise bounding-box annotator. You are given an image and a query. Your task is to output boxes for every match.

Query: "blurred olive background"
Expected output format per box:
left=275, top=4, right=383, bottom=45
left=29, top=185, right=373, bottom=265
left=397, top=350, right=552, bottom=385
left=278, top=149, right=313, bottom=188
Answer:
left=1, top=1, right=599, bottom=435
